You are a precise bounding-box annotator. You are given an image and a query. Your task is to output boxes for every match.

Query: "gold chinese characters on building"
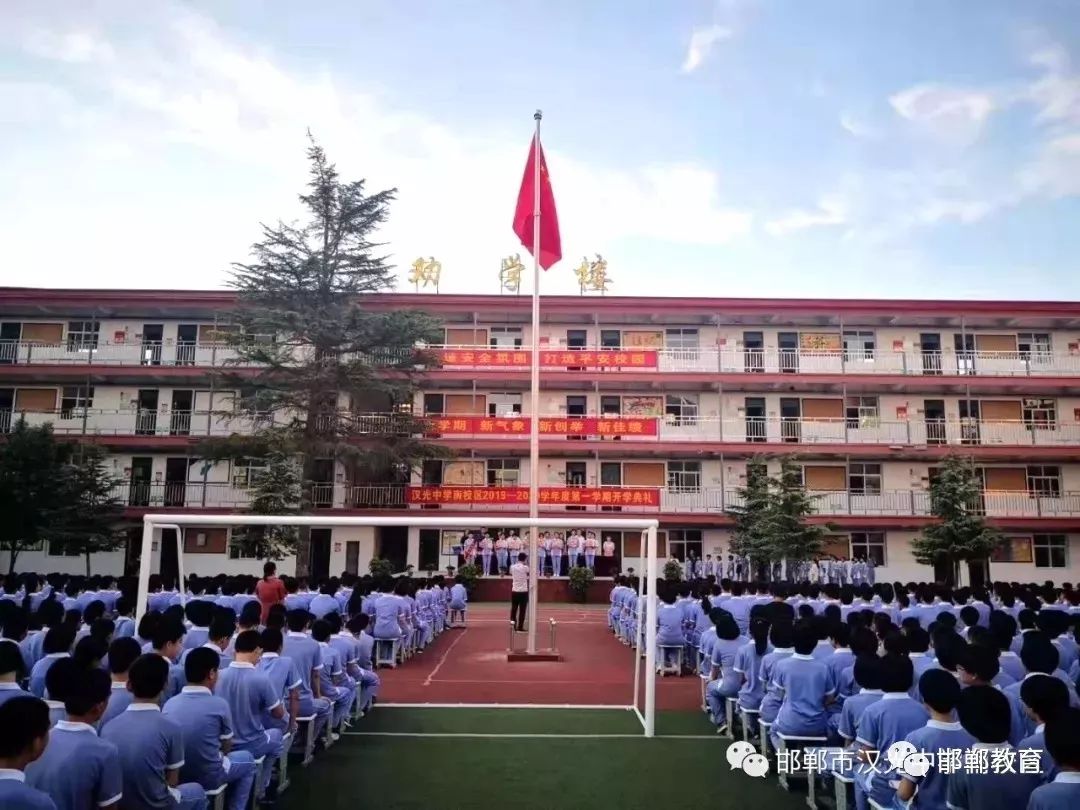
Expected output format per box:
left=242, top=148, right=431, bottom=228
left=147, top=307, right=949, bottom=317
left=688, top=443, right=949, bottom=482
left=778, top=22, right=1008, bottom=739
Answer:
left=409, top=257, right=442, bottom=292
left=499, top=254, right=524, bottom=294
left=574, top=254, right=611, bottom=294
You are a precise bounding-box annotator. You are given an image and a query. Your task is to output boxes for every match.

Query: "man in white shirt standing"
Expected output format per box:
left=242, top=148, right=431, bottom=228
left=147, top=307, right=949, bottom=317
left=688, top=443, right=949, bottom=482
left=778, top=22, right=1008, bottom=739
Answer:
left=510, top=554, right=530, bottom=632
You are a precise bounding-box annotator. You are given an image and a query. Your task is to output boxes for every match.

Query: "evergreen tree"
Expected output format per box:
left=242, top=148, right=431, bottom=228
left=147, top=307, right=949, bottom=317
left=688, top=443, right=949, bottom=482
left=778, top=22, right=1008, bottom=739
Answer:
left=0, top=420, right=73, bottom=574
left=233, top=447, right=303, bottom=561
left=202, top=136, right=445, bottom=574
left=727, top=456, right=774, bottom=568
left=769, top=456, right=826, bottom=570
left=48, top=445, right=127, bottom=576
left=911, top=455, right=1001, bottom=582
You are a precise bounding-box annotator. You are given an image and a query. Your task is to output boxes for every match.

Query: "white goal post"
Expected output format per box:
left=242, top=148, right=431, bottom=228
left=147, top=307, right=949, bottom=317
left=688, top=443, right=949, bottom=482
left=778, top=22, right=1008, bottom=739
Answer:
left=137, top=514, right=662, bottom=737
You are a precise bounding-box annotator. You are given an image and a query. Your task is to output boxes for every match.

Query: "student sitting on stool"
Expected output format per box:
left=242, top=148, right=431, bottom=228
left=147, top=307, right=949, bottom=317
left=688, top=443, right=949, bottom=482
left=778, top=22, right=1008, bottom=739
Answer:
left=0, top=696, right=56, bottom=809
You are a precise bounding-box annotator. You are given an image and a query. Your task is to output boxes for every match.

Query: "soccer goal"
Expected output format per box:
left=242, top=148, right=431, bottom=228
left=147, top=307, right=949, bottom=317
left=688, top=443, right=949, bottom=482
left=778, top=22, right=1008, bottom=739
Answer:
left=136, top=514, right=663, bottom=737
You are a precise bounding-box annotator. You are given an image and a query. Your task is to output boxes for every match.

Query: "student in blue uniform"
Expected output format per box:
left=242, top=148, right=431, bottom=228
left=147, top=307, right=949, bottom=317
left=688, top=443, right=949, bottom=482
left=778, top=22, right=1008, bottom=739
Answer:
left=29, top=625, right=75, bottom=698
left=854, top=654, right=929, bottom=808
left=100, top=637, right=141, bottom=730
left=1029, top=707, right=1080, bottom=809
left=26, top=661, right=123, bottom=809
left=734, top=618, right=772, bottom=716
left=0, top=696, right=56, bottom=810
left=308, top=581, right=341, bottom=620
left=349, top=614, right=375, bottom=672
left=0, top=643, right=28, bottom=708
left=1019, top=674, right=1070, bottom=783
left=163, top=647, right=256, bottom=810
left=152, top=618, right=189, bottom=704
left=256, top=628, right=301, bottom=739
left=758, top=622, right=796, bottom=726
left=957, top=643, right=1005, bottom=689
left=281, top=611, right=332, bottom=742
left=182, top=601, right=214, bottom=652
left=447, top=581, right=468, bottom=627
left=834, top=655, right=883, bottom=743
left=946, top=685, right=1042, bottom=810
left=216, top=630, right=287, bottom=799
left=100, top=654, right=207, bottom=810
left=894, top=668, right=976, bottom=809
left=656, top=587, right=686, bottom=670
left=770, top=622, right=835, bottom=748
left=311, top=620, right=356, bottom=734
left=705, top=610, right=746, bottom=732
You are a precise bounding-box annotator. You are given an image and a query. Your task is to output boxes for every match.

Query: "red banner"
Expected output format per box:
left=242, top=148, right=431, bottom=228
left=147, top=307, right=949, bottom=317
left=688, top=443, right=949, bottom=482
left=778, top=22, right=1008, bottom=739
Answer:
left=425, top=416, right=658, bottom=437
left=436, top=348, right=658, bottom=369
left=406, top=486, right=661, bottom=507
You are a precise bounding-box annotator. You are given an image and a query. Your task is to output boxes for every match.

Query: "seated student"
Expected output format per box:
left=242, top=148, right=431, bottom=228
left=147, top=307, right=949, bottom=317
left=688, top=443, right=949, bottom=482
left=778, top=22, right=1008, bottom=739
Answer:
left=447, top=580, right=468, bottom=627
left=1029, top=707, right=1080, bottom=809
left=100, top=637, right=141, bottom=729
left=27, top=660, right=122, bottom=809
left=216, top=630, right=286, bottom=799
left=895, top=669, right=977, bottom=810
left=308, top=581, right=340, bottom=621
left=705, top=610, right=746, bottom=732
left=1019, top=674, right=1071, bottom=784
left=349, top=614, right=375, bottom=672
left=990, top=611, right=1026, bottom=681
left=770, top=622, right=835, bottom=747
left=311, top=619, right=356, bottom=734
left=256, top=629, right=301, bottom=738
left=833, top=655, right=883, bottom=743
left=163, top=647, right=256, bottom=810
left=29, top=625, right=75, bottom=698
left=836, top=627, right=879, bottom=701
left=0, top=696, right=57, bottom=809
left=959, top=605, right=981, bottom=640
left=824, top=623, right=855, bottom=687
left=957, top=643, right=1006, bottom=689
left=655, top=586, right=685, bottom=670
left=946, top=685, right=1042, bottom=810
left=43, top=656, right=73, bottom=728
left=757, top=622, right=796, bottom=726
left=734, top=618, right=771, bottom=716
left=330, top=614, right=380, bottom=715
left=151, top=619, right=189, bottom=704
left=100, top=654, right=207, bottom=810
left=0, top=642, right=28, bottom=707
left=854, top=654, right=929, bottom=808
left=181, top=615, right=235, bottom=670
left=281, top=611, right=333, bottom=742
left=182, top=601, right=215, bottom=651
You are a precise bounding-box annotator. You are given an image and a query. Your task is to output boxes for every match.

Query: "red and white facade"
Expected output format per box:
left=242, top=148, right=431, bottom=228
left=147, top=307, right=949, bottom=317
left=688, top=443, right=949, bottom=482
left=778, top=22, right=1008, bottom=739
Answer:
left=2, top=287, right=1080, bottom=582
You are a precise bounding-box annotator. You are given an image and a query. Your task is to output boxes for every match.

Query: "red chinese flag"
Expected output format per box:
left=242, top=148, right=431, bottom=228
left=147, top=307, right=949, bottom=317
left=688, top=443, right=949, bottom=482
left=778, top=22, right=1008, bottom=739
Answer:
left=512, top=134, right=562, bottom=270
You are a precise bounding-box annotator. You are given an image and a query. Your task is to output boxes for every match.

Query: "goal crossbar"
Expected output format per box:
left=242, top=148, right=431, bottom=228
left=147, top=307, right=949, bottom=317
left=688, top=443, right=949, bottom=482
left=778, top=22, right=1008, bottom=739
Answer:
left=138, top=513, right=661, bottom=737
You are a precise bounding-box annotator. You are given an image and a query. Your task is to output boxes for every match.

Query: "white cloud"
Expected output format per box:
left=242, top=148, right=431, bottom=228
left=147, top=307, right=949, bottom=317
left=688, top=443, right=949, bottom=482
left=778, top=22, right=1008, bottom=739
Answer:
left=839, top=112, right=878, bottom=139
left=1, top=1, right=752, bottom=292
left=889, top=83, right=996, bottom=144
left=766, top=195, right=847, bottom=236
left=22, top=28, right=114, bottom=63
left=681, top=25, right=732, bottom=73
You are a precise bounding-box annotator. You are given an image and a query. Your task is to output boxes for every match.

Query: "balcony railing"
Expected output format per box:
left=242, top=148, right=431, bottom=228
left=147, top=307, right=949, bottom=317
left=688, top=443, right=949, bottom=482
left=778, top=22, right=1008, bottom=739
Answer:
left=110, top=480, right=1080, bottom=518
left=5, top=338, right=1080, bottom=378
left=6, top=409, right=1080, bottom=450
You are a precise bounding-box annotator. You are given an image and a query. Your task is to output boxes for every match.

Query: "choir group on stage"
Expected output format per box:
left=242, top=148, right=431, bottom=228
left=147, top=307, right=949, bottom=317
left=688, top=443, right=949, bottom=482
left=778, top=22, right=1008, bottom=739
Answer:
left=610, top=575, right=1080, bottom=810
left=456, top=528, right=620, bottom=577
left=671, top=553, right=878, bottom=586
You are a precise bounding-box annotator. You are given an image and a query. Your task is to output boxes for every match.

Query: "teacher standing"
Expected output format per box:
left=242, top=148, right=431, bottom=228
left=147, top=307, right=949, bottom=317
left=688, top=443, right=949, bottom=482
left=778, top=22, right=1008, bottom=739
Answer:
left=509, top=553, right=530, bottom=632
left=255, top=561, right=287, bottom=623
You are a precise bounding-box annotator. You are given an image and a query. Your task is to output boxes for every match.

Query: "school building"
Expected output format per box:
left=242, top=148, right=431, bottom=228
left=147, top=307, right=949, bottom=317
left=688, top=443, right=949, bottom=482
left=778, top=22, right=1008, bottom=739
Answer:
left=2, top=287, right=1080, bottom=583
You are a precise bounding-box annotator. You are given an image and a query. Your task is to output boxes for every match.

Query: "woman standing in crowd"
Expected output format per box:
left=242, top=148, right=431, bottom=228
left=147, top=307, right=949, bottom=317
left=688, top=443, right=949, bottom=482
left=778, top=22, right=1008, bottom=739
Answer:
left=255, top=562, right=287, bottom=624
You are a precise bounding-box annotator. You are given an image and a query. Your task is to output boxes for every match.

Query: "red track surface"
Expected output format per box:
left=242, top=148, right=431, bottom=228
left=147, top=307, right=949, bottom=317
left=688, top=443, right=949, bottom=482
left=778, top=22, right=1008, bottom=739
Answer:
left=378, top=604, right=701, bottom=710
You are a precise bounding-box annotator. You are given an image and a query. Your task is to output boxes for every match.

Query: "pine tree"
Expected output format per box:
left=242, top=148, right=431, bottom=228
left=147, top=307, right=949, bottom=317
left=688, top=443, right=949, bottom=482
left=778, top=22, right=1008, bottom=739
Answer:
left=0, top=420, right=74, bottom=574
left=911, top=455, right=1001, bottom=582
left=48, top=445, right=127, bottom=576
left=202, top=136, right=445, bottom=575
left=233, top=447, right=303, bottom=561
left=727, top=456, right=774, bottom=569
left=769, top=456, right=826, bottom=570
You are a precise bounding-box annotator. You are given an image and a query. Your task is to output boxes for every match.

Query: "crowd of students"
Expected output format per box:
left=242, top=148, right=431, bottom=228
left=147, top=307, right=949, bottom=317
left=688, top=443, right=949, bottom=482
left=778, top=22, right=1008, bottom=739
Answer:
left=0, top=569, right=463, bottom=810
left=609, top=575, right=1080, bottom=809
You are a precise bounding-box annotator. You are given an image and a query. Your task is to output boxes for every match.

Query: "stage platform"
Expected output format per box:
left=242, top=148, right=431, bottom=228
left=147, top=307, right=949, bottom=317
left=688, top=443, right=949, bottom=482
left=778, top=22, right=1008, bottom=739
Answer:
left=471, top=575, right=614, bottom=603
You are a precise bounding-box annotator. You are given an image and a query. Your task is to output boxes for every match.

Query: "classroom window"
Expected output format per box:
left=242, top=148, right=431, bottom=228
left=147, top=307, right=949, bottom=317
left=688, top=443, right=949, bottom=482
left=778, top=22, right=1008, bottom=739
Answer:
left=850, top=531, right=886, bottom=566
left=843, top=330, right=876, bottom=360
left=664, top=394, right=699, bottom=424
left=664, top=328, right=700, bottom=353
left=60, top=385, right=94, bottom=418
left=1022, top=398, right=1056, bottom=429
left=848, top=463, right=882, bottom=495
left=1017, top=333, right=1052, bottom=360
left=487, top=459, right=520, bottom=487
left=66, top=321, right=99, bottom=351
left=489, top=327, right=523, bottom=349
left=231, top=458, right=267, bottom=488
left=1027, top=466, right=1061, bottom=497
left=666, top=461, right=701, bottom=492
left=845, top=395, right=879, bottom=428
left=1033, top=534, right=1067, bottom=568
left=227, top=531, right=261, bottom=560
left=667, top=529, right=703, bottom=562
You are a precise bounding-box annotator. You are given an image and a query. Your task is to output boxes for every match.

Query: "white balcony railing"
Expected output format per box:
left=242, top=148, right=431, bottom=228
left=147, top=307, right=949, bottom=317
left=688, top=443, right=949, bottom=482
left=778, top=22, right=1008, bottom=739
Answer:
left=5, top=338, right=1080, bottom=377
left=0, top=409, right=278, bottom=437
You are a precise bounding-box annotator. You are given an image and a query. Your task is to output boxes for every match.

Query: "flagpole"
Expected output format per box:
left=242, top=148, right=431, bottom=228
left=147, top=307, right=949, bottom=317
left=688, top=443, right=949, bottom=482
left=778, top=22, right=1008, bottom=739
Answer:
left=527, top=109, right=542, bottom=656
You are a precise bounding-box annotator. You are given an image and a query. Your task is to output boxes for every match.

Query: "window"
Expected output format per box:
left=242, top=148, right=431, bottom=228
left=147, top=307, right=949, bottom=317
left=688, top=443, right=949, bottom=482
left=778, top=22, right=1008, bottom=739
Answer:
left=228, top=531, right=261, bottom=560
left=845, top=395, right=879, bottom=428
left=664, top=394, right=699, bottom=424
left=667, top=461, right=701, bottom=491
left=667, top=529, right=703, bottom=562
left=487, top=459, right=520, bottom=486
left=1027, top=465, right=1061, bottom=497
left=231, top=458, right=267, bottom=488
left=843, top=330, right=876, bottom=360
left=489, top=327, right=523, bottom=349
left=66, top=321, right=99, bottom=351
left=60, top=385, right=94, bottom=418
left=47, top=540, right=80, bottom=557
left=1034, top=534, right=1067, bottom=568
left=487, top=393, right=522, bottom=416
left=1023, top=398, right=1056, bottom=429
left=850, top=531, right=886, bottom=566
left=665, top=328, right=700, bottom=353
left=1018, top=333, right=1051, bottom=360
left=848, top=463, right=882, bottom=495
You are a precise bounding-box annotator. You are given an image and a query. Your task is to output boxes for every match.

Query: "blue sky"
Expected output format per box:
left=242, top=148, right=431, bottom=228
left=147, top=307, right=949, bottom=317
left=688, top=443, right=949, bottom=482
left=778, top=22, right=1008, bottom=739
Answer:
left=2, top=0, right=1079, bottom=299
